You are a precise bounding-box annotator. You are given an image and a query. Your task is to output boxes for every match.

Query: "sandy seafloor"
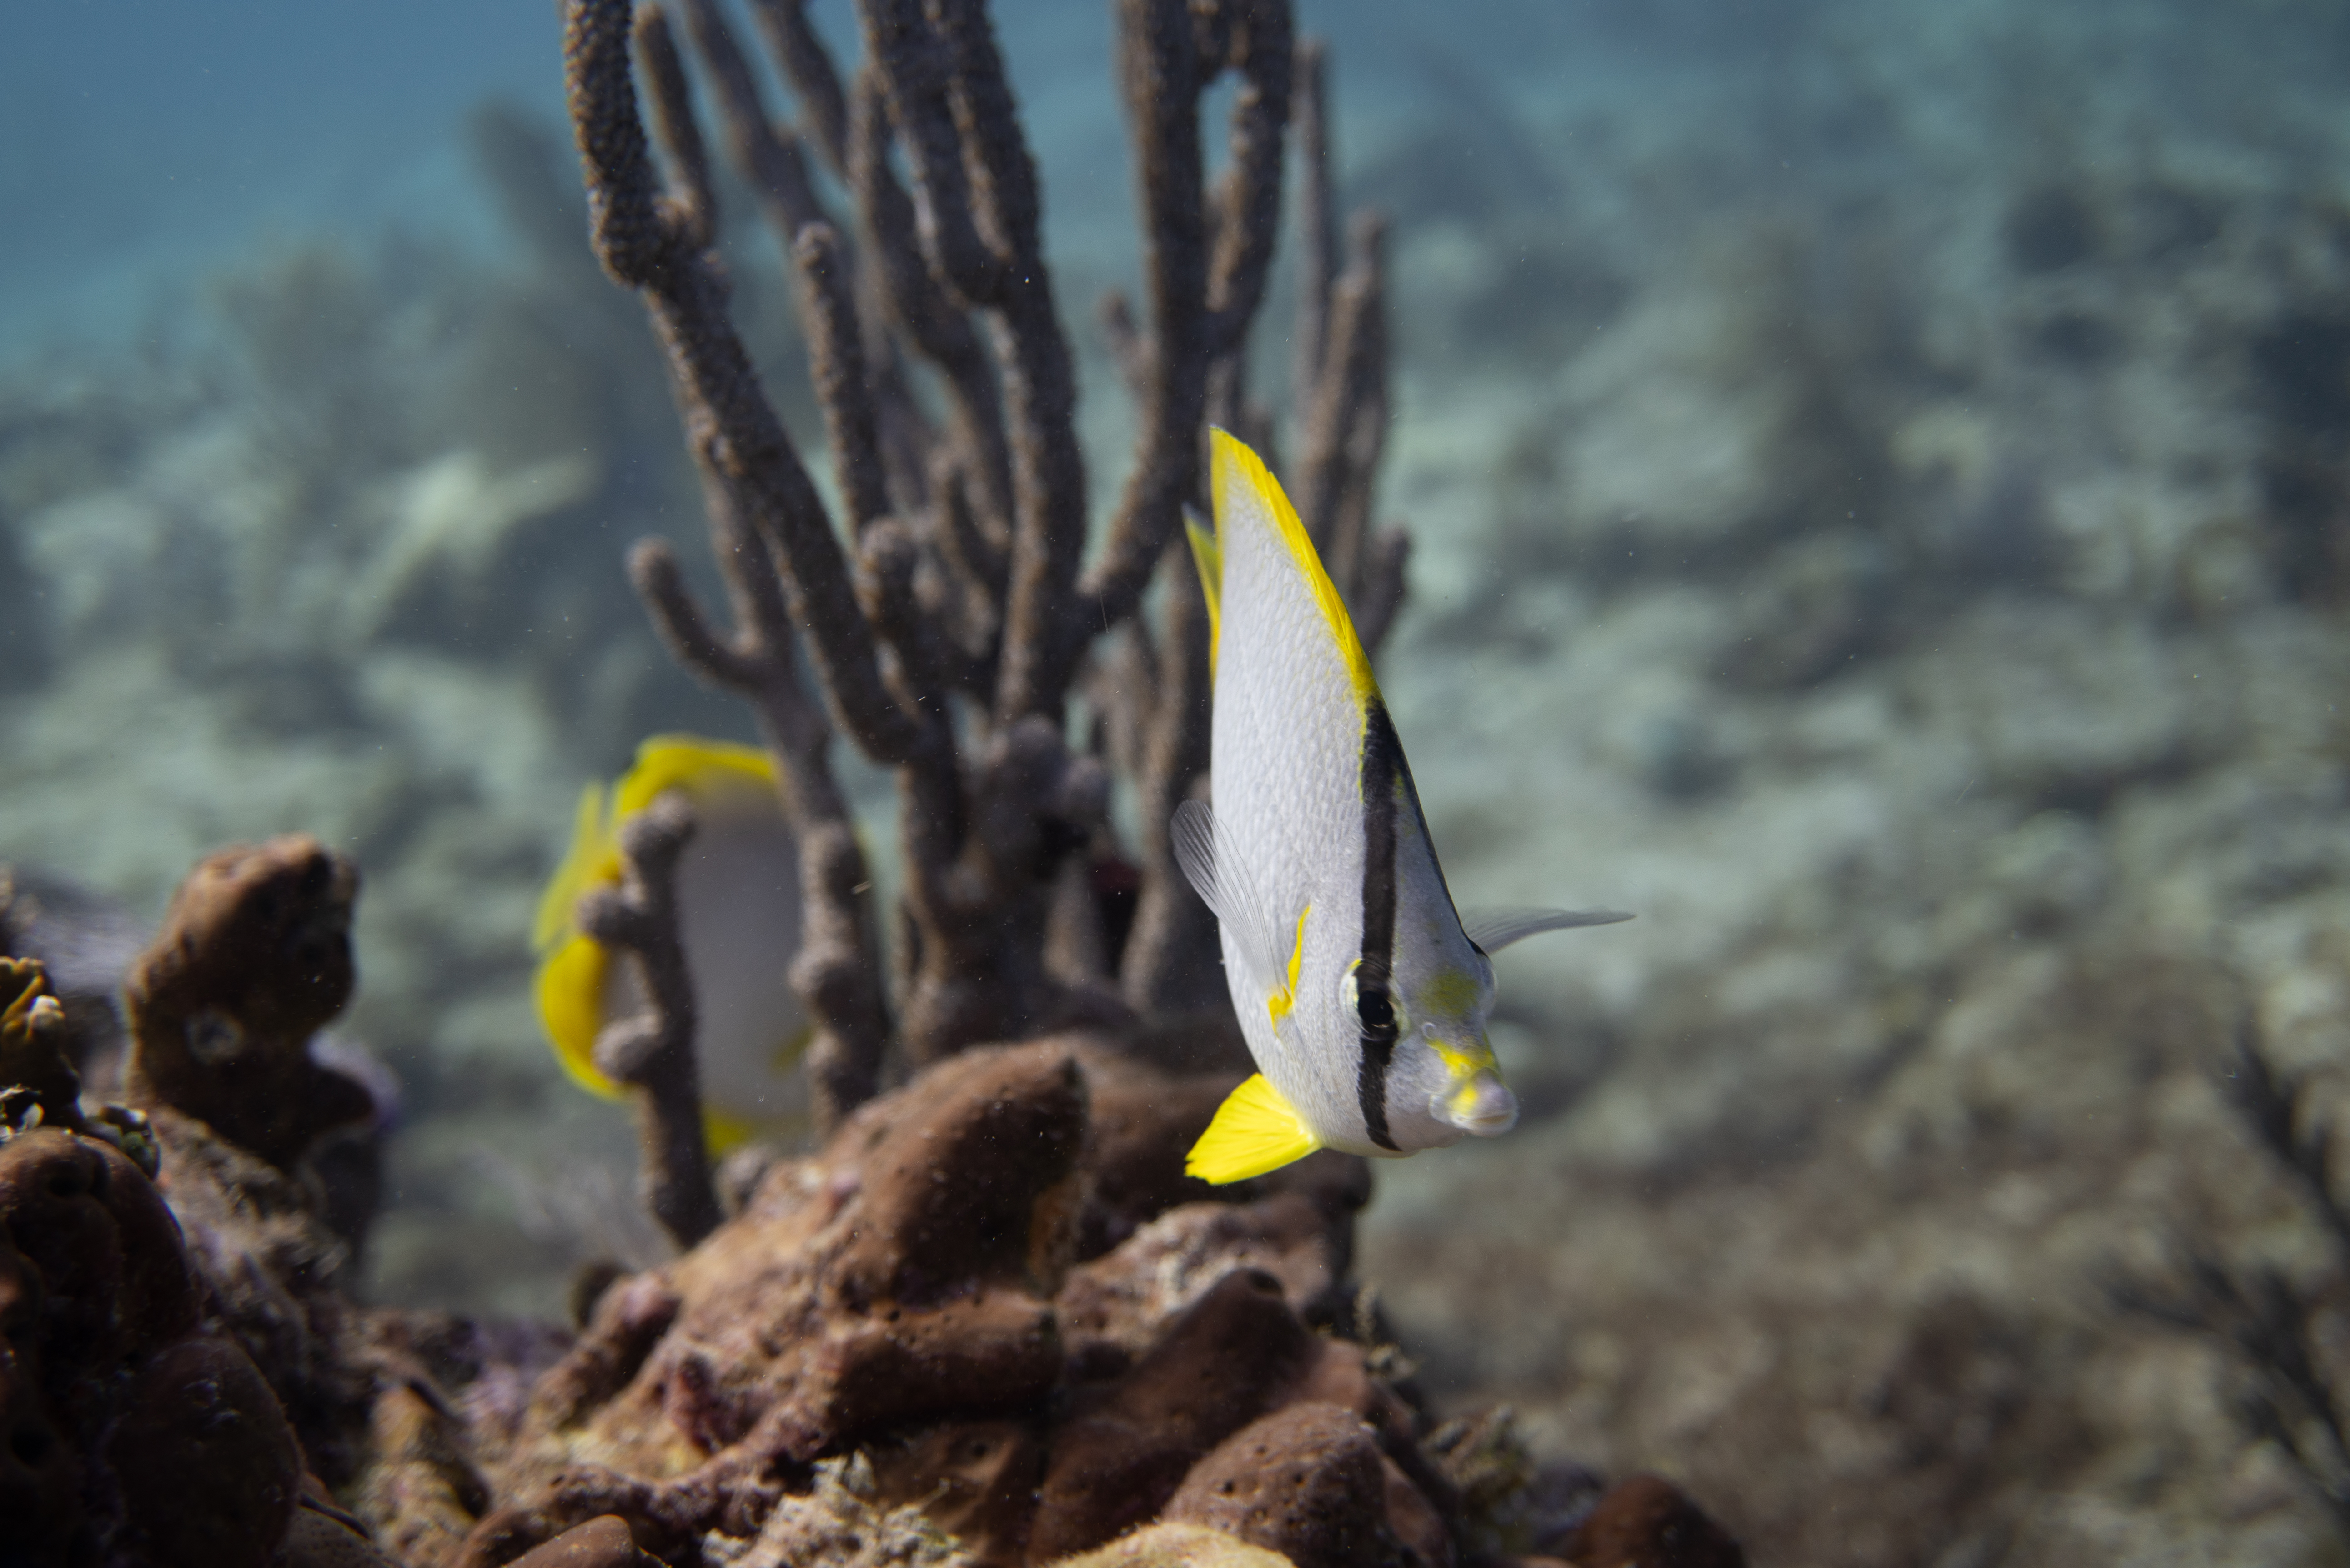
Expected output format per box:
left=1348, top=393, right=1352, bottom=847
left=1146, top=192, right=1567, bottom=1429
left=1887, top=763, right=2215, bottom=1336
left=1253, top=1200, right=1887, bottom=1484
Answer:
left=6, top=1, right=2350, bottom=1563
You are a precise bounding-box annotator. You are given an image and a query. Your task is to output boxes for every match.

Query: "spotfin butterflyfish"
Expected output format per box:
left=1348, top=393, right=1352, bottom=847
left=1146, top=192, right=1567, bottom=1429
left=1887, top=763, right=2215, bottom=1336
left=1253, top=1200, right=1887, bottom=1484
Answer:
left=533, top=735, right=811, bottom=1151
left=1175, top=430, right=1631, bottom=1184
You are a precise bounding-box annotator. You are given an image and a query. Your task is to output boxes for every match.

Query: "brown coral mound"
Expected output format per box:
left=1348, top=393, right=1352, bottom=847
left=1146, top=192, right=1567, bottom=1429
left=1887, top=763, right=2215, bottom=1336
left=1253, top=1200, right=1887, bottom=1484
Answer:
left=542, top=1041, right=1082, bottom=1471
left=432, top=1036, right=1596, bottom=1568
left=1163, top=1402, right=1422, bottom=1568
left=1557, top=1475, right=1744, bottom=1568
left=0, top=1127, right=293, bottom=1566
left=123, top=833, right=376, bottom=1170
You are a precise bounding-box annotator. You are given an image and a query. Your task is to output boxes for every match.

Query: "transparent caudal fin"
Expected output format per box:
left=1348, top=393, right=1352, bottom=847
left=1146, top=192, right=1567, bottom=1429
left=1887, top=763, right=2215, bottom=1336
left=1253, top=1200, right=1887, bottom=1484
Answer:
left=1461, top=906, right=1635, bottom=953
left=1186, top=1073, right=1322, bottom=1184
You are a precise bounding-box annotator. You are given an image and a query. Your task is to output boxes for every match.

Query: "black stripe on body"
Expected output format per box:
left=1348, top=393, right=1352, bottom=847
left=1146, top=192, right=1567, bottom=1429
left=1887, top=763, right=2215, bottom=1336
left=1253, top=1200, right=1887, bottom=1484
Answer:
left=1355, top=700, right=1403, bottom=1151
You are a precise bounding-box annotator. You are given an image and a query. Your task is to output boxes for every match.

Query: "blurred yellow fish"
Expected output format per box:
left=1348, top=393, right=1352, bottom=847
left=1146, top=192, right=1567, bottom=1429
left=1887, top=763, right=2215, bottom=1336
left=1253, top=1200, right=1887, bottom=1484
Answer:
left=533, top=735, right=810, bottom=1150
left=1177, top=431, right=1629, bottom=1183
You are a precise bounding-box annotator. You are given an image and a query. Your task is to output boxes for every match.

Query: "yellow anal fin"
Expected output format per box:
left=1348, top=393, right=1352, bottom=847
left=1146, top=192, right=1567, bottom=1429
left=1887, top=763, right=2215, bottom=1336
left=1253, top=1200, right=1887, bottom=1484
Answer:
left=1265, top=905, right=1309, bottom=1035
left=1184, top=506, right=1222, bottom=678
left=1186, top=1073, right=1322, bottom=1184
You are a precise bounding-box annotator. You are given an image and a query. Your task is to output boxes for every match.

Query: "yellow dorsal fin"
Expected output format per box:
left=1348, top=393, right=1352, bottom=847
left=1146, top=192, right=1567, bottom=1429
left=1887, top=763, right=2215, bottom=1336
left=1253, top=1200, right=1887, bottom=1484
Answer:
left=1208, top=428, right=1380, bottom=708
left=1184, top=506, right=1222, bottom=678
left=613, top=734, right=775, bottom=817
left=1187, top=1073, right=1322, bottom=1184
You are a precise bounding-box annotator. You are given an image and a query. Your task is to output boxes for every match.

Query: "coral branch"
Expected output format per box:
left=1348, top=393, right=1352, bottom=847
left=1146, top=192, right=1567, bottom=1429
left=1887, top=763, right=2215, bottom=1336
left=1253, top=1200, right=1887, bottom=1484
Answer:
left=1199, top=2, right=1294, bottom=361
left=575, top=791, right=722, bottom=1250
left=674, top=0, right=826, bottom=243
left=2110, top=1015, right=2350, bottom=1543
left=633, top=4, right=716, bottom=251
left=1353, top=524, right=1411, bottom=659
left=2110, top=1250, right=2350, bottom=1533
left=847, top=69, right=1016, bottom=553
left=1117, top=542, right=1221, bottom=1015
left=624, top=534, right=893, bottom=1140
left=858, top=0, right=1090, bottom=722
left=1297, top=211, right=1389, bottom=579
left=793, top=223, right=891, bottom=538
left=569, top=0, right=926, bottom=768
left=749, top=0, right=850, bottom=176
left=2224, top=1018, right=2350, bottom=1261
left=1289, top=36, right=1336, bottom=428
left=1081, top=0, right=1294, bottom=646
left=627, top=537, right=764, bottom=693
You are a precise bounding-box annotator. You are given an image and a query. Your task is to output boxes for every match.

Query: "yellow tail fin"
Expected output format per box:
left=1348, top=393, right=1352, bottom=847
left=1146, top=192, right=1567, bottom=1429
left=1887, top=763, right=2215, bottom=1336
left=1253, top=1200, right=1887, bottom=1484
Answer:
left=1186, top=1073, right=1322, bottom=1184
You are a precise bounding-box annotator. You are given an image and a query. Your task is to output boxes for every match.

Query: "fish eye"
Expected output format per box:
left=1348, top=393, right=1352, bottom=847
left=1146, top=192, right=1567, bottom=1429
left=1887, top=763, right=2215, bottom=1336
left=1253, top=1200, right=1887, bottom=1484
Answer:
left=1342, top=960, right=1401, bottom=1043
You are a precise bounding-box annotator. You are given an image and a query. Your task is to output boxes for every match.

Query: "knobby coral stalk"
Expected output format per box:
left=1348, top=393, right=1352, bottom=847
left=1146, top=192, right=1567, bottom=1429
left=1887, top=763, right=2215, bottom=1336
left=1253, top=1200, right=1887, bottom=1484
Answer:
left=570, top=0, right=1093, bottom=1073
left=1094, top=0, right=1298, bottom=1017
left=624, top=515, right=891, bottom=1133
left=572, top=0, right=901, bottom=1125
left=857, top=0, right=1093, bottom=725
left=575, top=790, right=722, bottom=1249
left=1085, top=0, right=1292, bottom=644
left=567, top=0, right=1401, bottom=1085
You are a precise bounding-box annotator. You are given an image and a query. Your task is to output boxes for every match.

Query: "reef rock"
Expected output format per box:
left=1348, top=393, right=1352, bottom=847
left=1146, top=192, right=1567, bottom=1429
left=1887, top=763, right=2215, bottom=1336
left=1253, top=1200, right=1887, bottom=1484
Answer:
left=0, top=1126, right=305, bottom=1566
left=1163, top=1401, right=1425, bottom=1568
left=1558, top=1474, right=1745, bottom=1568
left=1049, top=1523, right=1294, bottom=1567
left=419, top=1032, right=1607, bottom=1568
left=123, top=833, right=377, bottom=1170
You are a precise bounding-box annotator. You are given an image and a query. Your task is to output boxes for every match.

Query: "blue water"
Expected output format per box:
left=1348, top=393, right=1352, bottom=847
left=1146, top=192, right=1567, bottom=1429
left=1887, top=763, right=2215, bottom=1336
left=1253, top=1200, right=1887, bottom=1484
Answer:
left=0, top=0, right=1821, bottom=357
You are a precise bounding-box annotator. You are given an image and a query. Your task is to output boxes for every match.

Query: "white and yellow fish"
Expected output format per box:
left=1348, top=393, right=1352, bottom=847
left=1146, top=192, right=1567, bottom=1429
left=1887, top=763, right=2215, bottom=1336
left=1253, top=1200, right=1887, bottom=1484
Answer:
left=533, top=735, right=811, bottom=1150
left=1177, top=430, right=1629, bottom=1183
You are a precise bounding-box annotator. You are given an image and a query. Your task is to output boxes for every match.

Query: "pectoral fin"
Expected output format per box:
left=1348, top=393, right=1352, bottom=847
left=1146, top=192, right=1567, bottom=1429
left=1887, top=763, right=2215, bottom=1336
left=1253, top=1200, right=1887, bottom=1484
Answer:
left=1186, top=1073, right=1322, bottom=1184
left=1462, top=906, right=1634, bottom=953
left=1172, top=799, right=1287, bottom=995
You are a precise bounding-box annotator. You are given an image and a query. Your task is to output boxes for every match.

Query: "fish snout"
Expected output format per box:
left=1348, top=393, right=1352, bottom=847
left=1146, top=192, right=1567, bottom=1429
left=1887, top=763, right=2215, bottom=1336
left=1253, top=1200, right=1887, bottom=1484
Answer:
left=1442, top=1070, right=1520, bottom=1137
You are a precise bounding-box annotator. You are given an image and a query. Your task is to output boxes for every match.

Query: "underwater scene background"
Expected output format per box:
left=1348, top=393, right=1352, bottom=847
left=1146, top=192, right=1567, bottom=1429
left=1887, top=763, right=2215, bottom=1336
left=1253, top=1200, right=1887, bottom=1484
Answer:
left=5, top=0, right=2350, bottom=1563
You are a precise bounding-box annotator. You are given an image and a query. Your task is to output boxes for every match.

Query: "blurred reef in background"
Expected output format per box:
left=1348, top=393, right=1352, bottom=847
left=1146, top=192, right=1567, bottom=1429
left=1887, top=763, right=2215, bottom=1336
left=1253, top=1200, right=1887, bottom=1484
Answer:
left=4, top=0, right=2350, bottom=1564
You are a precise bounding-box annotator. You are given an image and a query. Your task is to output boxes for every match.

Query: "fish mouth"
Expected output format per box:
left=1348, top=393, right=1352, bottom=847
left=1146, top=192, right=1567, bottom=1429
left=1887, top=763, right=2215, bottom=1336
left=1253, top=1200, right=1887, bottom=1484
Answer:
left=1444, top=1075, right=1520, bottom=1137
